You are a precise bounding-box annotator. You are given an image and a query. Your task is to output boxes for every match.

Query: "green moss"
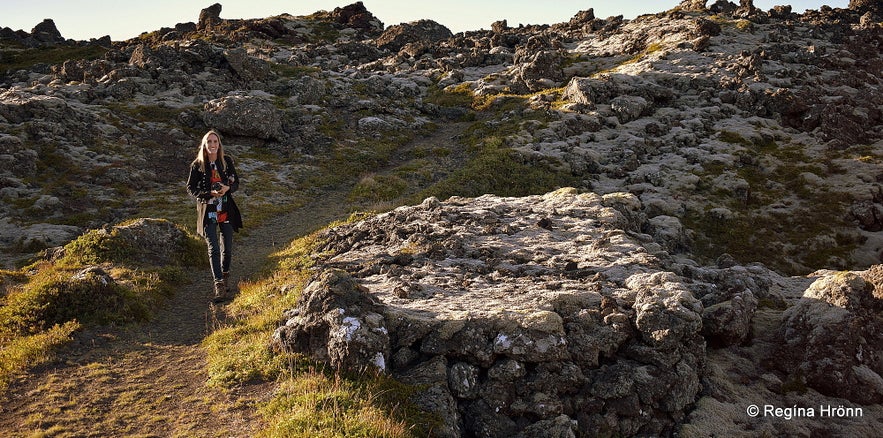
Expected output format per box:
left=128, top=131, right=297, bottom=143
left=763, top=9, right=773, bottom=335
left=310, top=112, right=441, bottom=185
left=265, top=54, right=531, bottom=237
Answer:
left=687, top=132, right=857, bottom=274
left=418, top=137, right=578, bottom=200
left=757, top=297, right=787, bottom=310
left=0, top=269, right=27, bottom=287
left=306, top=21, right=341, bottom=43
left=62, top=229, right=133, bottom=266
left=311, top=131, right=415, bottom=189
left=735, top=19, right=753, bottom=31
left=59, top=219, right=204, bottom=268
left=424, top=83, right=475, bottom=109
left=404, top=106, right=577, bottom=200
left=780, top=372, right=807, bottom=394
left=0, top=44, right=107, bottom=73
left=32, top=144, right=81, bottom=180
left=0, top=267, right=147, bottom=338
left=685, top=189, right=853, bottom=275
left=561, top=52, right=588, bottom=70
left=349, top=174, right=409, bottom=202
left=474, top=94, right=527, bottom=112
left=718, top=130, right=752, bottom=146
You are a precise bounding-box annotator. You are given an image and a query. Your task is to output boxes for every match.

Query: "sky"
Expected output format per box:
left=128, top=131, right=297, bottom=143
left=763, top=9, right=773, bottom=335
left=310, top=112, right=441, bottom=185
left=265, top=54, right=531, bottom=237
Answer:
left=2, top=0, right=850, bottom=42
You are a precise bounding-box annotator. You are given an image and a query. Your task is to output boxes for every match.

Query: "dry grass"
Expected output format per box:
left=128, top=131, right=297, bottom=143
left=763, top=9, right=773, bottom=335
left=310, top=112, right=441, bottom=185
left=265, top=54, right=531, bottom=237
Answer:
left=203, top=221, right=437, bottom=437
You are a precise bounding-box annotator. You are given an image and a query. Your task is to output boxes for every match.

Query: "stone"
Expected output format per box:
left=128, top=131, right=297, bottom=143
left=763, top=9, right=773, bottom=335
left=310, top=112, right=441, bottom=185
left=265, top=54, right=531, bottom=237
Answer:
left=778, top=269, right=883, bottom=404
left=31, top=19, right=64, bottom=43
left=331, top=1, right=384, bottom=34
left=274, top=191, right=713, bottom=435
left=202, top=94, right=283, bottom=140
left=223, top=47, right=270, bottom=82
left=569, top=9, right=595, bottom=26
left=0, top=217, right=81, bottom=251
left=198, top=3, right=223, bottom=32
left=610, top=95, right=650, bottom=124
left=678, top=1, right=708, bottom=12
left=849, top=0, right=883, bottom=14
left=272, top=269, right=391, bottom=371
left=375, top=19, right=453, bottom=52
left=517, top=414, right=578, bottom=438
left=701, top=289, right=757, bottom=346
left=515, top=50, right=566, bottom=91
left=850, top=200, right=883, bottom=232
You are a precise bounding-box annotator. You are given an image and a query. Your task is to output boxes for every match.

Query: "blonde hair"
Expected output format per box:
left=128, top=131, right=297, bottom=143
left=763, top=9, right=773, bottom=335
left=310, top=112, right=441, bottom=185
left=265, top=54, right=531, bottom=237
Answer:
left=192, top=129, right=226, bottom=173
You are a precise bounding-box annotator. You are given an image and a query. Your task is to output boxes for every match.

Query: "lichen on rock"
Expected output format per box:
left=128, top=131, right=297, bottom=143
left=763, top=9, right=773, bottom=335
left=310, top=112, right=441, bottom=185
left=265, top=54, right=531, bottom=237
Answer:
left=272, top=189, right=782, bottom=435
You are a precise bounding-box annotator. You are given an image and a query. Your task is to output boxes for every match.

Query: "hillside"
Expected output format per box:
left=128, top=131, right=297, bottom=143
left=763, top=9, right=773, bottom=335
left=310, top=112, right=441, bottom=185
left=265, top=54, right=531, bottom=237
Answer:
left=1, top=1, right=882, bottom=436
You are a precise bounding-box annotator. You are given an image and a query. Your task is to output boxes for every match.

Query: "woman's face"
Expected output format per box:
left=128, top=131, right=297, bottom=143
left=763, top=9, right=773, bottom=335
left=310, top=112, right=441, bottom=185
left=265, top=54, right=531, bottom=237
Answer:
left=204, top=134, right=220, bottom=155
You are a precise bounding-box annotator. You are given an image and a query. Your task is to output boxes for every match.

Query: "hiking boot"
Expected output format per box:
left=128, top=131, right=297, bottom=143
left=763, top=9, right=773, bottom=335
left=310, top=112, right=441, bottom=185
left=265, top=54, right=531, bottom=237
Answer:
left=212, top=280, right=230, bottom=303
left=222, top=271, right=233, bottom=294
left=224, top=271, right=240, bottom=296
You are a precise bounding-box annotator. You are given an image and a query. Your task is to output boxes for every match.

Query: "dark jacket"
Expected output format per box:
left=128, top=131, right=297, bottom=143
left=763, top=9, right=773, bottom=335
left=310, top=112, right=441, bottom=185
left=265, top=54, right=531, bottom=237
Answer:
left=186, top=155, right=243, bottom=237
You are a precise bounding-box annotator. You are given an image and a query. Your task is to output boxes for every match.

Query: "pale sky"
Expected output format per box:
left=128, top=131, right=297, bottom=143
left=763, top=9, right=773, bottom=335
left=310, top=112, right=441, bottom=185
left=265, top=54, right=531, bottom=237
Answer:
left=2, top=0, right=850, bottom=42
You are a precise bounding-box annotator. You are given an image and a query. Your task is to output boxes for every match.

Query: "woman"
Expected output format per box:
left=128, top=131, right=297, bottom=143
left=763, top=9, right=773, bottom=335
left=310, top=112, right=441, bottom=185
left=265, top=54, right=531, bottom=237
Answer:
left=186, top=129, right=243, bottom=303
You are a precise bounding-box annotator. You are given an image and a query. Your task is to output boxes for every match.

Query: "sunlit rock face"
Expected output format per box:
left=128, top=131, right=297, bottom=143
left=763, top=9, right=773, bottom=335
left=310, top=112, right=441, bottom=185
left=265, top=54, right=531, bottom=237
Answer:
left=273, top=189, right=784, bottom=436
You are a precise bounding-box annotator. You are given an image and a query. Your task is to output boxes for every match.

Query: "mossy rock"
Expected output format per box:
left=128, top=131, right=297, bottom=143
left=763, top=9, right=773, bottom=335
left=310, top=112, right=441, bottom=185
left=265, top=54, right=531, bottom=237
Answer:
left=0, top=267, right=146, bottom=337
left=60, top=218, right=205, bottom=268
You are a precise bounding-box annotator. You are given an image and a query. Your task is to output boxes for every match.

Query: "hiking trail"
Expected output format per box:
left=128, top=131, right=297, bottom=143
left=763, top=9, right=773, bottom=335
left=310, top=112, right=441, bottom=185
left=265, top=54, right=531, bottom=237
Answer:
left=0, top=121, right=469, bottom=436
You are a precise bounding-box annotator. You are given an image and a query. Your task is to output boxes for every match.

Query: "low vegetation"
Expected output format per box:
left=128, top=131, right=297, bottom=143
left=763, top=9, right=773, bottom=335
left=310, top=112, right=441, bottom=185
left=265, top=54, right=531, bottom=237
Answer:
left=204, top=216, right=438, bottom=436
left=0, top=219, right=202, bottom=394
left=686, top=130, right=857, bottom=274
left=419, top=136, right=578, bottom=200
left=418, top=98, right=580, bottom=200
left=0, top=43, right=107, bottom=74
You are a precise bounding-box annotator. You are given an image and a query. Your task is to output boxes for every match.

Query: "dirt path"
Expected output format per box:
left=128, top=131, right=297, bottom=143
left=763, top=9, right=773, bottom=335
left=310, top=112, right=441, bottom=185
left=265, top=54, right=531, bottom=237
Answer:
left=0, top=193, right=352, bottom=437
left=0, top=121, right=470, bottom=437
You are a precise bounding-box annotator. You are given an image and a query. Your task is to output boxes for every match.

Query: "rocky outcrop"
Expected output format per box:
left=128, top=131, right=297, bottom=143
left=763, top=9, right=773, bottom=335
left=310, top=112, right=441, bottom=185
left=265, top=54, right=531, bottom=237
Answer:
left=678, top=0, right=708, bottom=12
left=51, top=218, right=198, bottom=267
left=223, top=47, right=270, bottom=82
left=777, top=267, right=883, bottom=404
left=202, top=94, right=283, bottom=140
left=0, top=18, right=94, bottom=48
left=30, top=19, right=65, bottom=44
left=198, top=3, right=224, bottom=32
left=0, top=217, right=81, bottom=252
left=274, top=269, right=390, bottom=371
left=331, top=1, right=384, bottom=35
left=375, top=19, right=453, bottom=52
left=272, top=189, right=788, bottom=436
left=274, top=189, right=883, bottom=436
left=850, top=0, right=883, bottom=14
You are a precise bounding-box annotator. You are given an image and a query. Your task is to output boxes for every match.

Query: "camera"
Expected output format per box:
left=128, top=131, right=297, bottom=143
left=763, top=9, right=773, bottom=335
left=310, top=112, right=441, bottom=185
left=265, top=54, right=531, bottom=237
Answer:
left=212, top=182, right=222, bottom=191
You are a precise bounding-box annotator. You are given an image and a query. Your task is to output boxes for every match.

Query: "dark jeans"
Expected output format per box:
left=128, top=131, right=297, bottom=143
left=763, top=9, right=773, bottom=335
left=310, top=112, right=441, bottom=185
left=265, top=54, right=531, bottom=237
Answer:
left=203, top=220, right=233, bottom=282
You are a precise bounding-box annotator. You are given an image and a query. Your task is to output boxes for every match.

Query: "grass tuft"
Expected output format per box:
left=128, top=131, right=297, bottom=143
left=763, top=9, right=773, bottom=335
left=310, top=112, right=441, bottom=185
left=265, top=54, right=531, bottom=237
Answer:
left=204, top=218, right=435, bottom=437
left=0, top=321, right=79, bottom=393
left=0, top=218, right=201, bottom=398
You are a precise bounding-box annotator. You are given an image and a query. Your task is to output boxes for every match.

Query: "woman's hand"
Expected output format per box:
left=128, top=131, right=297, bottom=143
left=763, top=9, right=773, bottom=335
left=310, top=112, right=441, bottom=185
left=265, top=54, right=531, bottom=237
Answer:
left=211, top=184, right=229, bottom=197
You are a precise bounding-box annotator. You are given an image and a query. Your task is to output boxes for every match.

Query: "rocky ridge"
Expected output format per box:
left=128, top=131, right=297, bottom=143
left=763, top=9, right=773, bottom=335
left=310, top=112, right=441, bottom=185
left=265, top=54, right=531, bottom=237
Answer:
left=273, top=188, right=883, bottom=436
left=1, top=1, right=882, bottom=436
left=0, top=1, right=880, bottom=274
